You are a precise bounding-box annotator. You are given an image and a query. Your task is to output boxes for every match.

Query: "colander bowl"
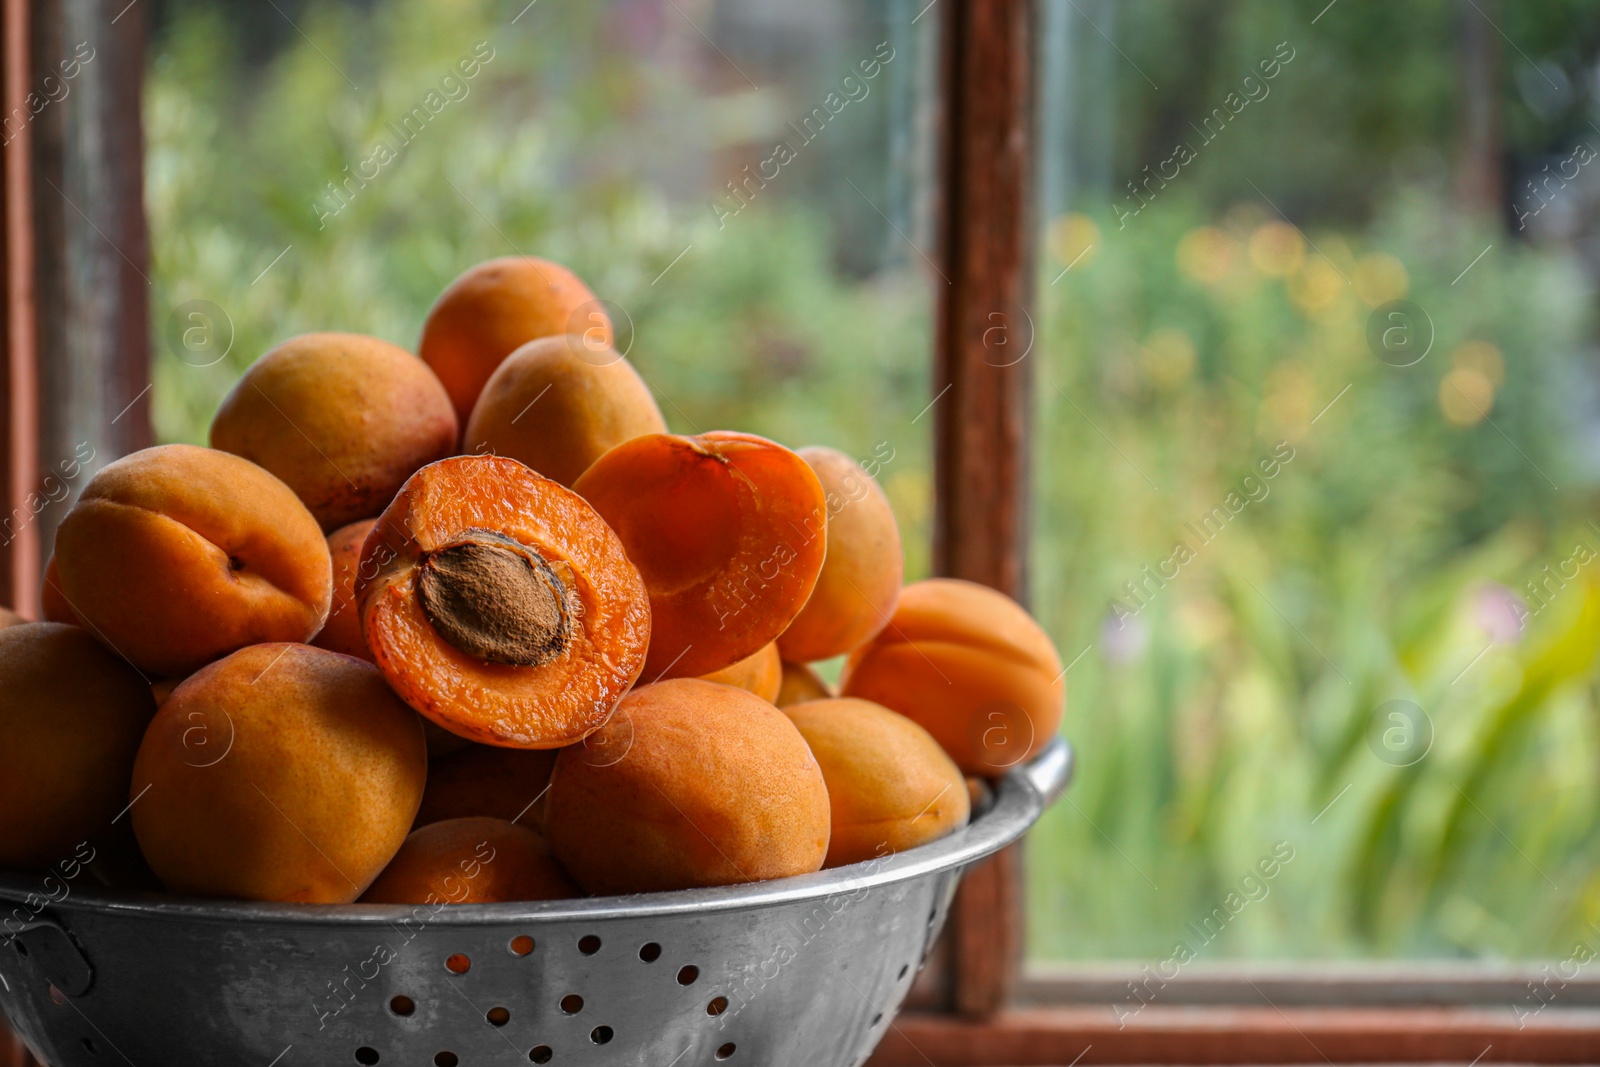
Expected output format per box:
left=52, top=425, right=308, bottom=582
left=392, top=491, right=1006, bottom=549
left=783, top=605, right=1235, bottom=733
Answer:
left=0, top=737, right=1070, bottom=1067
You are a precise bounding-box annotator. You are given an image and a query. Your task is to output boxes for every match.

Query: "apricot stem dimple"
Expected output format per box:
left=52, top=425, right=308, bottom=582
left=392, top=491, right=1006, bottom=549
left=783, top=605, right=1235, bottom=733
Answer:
left=416, top=530, right=571, bottom=667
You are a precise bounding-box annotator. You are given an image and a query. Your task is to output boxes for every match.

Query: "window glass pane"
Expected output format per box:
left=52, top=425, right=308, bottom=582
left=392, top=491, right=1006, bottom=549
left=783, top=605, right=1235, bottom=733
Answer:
left=147, top=0, right=939, bottom=585
left=1031, top=0, right=1598, bottom=963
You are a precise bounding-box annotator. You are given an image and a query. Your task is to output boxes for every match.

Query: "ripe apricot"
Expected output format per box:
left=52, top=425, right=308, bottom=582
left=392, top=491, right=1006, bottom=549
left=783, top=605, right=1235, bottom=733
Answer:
left=776, top=659, right=835, bottom=707
left=699, top=641, right=781, bottom=702
left=544, top=678, right=830, bottom=894
left=130, top=643, right=426, bottom=903
left=362, top=817, right=578, bottom=904
left=415, top=745, right=557, bottom=828
left=573, top=431, right=827, bottom=679
left=358, top=454, right=650, bottom=748
left=463, top=335, right=666, bottom=486
left=53, top=445, right=332, bottom=677
left=784, top=698, right=969, bottom=868
left=0, top=607, right=23, bottom=628
left=40, top=553, right=80, bottom=625
left=777, top=447, right=902, bottom=663
left=420, top=257, right=610, bottom=422
left=210, top=333, right=458, bottom=531
left=841, top=579, right=1064, bottom=775
left=312, top=519, right=376, bottom=661
left=0, top=624, right=155, bottom=869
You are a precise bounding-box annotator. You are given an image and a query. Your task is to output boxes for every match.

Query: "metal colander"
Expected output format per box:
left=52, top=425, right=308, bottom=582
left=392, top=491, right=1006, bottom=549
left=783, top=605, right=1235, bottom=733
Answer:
left=0, top=739, right=1070, bottom=1067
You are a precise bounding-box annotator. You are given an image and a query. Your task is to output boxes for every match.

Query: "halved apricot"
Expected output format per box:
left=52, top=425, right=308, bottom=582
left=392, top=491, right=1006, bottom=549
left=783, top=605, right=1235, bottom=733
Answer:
left=312, top=519, right=377, bottom=661
left=420, top=257, right=610, bottom=423
left=699, top=640, right=781, bottom=702
left=361, top=817, right=578, bottom=904
left=777, top=447, right=902, bottom=662
left=357, top=454, right=650, bottom=748
left=840, top=578, right=1064, bottom=775
left=53, top=445, right=332, bottom=677
left=463, top=335, right=666, bottom=487
left=573, top=431, right=827, bottom=679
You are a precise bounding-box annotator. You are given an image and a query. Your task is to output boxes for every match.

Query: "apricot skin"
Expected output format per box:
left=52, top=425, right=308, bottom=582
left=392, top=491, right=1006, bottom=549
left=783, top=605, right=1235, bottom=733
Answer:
left=53, top=445, right=332, bottom=677
left=784, top=698, right=969, bottom=868
left=362, top=817, right=578, bottom=904
left=130, top=643, right=427, bottom=903
left=415, top=745, right=557, bottom=828
left=700, top=641, right=782, bottom=703
left=840, top=579, right=1064, bottom=776
left=463, top=335, right=666, bottom=487
left=312, top=519, right=377, bottom=661
left=778, top=447, right=903, bottom=663
left=544, top=678, right=830, bottom=894
left=420, top=257, right=610, bottom=423
left=0, top=623, right=156, bottom=869
left=40, top=553, right=79, bottom=625
left=211, top=333, right=458, bottom=532
left=776, top=660, right=835, bottom=707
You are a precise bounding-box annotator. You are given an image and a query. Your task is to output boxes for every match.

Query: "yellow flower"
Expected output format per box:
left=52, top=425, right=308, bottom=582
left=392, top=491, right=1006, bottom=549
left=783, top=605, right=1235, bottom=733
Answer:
left=1439, top=366, right=1495, bottom=426
left=1288, top=258, right=1345, bottom=316
left=1176, top=227, right=1235, bottom=284
left=1248, top=221, right=1305, bottom=277
left=1452, top=339, right=1504, bottom=387
left=1048, top=213, right=1100, bottom=271
left=1353, top=252, right=1409, bottom=305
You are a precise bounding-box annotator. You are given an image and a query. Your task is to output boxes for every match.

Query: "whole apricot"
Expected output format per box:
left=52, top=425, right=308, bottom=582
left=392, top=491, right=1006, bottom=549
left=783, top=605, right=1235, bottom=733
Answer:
left=544, top=678, right=830, bottom=894
left=0, top=623, right=155, bottom=869
left=211, top=333, right=458, bottom=531
left=699, top=641, right=781, bottom=703
left=573, top=431, right=827, bottom=679
left=40, top=553, right=80, bottom=625
left=53, top=445, right=332, bottom=677
left=358, top=455, right=650, bottom=748
left=415, top=745, right=557, bottom=827
left=776, top=660, right=835, bottom=707
left=420, top=257, right=610, bottom=422
left=840, top=579, right=1064, bottom=775
left=463, top=335, right=666, bottom=486
left=130, top=643, right=426, bottom=903
left=362, top=817, right=578, bottom=904
left=784, top=698, right=969, bottom=868
left=777, top=447, right=902, bottom=663
left=312, top=519, right=377, bottom=661
left=0, top=606, right=24, bottom=628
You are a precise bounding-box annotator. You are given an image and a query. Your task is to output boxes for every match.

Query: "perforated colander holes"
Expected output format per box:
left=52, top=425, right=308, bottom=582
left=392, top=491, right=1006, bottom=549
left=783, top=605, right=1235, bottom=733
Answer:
left=434, top=1054, right=458, bottom=1067
left=354, top=1048, right=379, bottom=1065
left=706, top=996, right=729, bottom=1017
left=444, top=953, right=471, bottom=974
left=528, top=1048, right=552, bottom=1064
left=578, top=934, right=602, bottom=955
left=716, top=1043, right=737, bottom=1060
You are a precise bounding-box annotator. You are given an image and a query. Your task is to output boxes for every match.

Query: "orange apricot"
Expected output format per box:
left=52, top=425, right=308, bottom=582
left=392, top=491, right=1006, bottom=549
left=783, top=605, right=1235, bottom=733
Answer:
left=784, top=698, right=969, bottom=867
left=840, top=578, right=1064, bottom=775
left=776, top=659, right=835, bottom=707
left=210, top=333, right=458, bottom=531
left=420, top=257, right=610, bottom=423
left=573, top=431, right=827, bottom=679
left=415, top=745, right=557, bottom=828
left=699, top=641, right=781, bottom=702
left=362, top=817, right=578, bottom=904
left=358, top=454, right=650, bottom=748
left=0, top=623, right=155, bottom=869
left=40, top=552, right=80, bottom=625
left=463, top=335, right=666, bottom=486
left=130, top=643, right=426, bottom=903
left=312, top=519, right=376, bottom=661
left=0, top=606, right=24, bottom=628
left=777, top=447, right=902, bottom=662
left=53, top=445, right=332, bottom=677
left=544, top=678, right=830, bottom=894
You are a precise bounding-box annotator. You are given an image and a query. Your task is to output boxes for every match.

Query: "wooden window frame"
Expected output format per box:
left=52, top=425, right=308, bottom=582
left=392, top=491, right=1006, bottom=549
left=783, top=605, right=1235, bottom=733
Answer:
left=4, top=1, right=1600, bottom=1063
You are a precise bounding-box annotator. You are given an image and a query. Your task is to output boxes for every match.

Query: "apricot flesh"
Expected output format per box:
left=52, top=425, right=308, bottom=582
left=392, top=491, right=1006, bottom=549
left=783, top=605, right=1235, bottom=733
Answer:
left=777, top=447, right=903, bottom=663
left=699, top=641, right=781, bottom=703
left=0, top=623, right=156, bottom=869
left=776, top=659, right=835, bottom=707
left=544, top=678, right=830, bottom=894
left=841, top=578, right=1064, bottom=775
left=359, top=455, right=650, bottom=748
left=784, top=698, right=969, bottom=868
left=420, top=257, right=610, bottom=423
left=463, top=335, right=666, bottom=487
left=573, top=431, right=827, bottom=679
left=415, top=745, right=557, bottom=828
left=312, top=519, right=377, bottom=661
left=53, top=444, right=332, bottom=677
left=130, top=643, right=426, bottom=903
left=362, top=817, right=578, bottom=904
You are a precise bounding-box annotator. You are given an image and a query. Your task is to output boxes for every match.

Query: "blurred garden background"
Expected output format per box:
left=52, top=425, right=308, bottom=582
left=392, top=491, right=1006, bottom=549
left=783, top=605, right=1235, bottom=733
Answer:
left=145, top=0, right=1600, bottom=962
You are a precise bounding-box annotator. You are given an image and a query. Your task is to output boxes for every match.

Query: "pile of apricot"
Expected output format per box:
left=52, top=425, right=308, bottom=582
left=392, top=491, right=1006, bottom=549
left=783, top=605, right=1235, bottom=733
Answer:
left=0, top=256, right=1065, bottom=906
